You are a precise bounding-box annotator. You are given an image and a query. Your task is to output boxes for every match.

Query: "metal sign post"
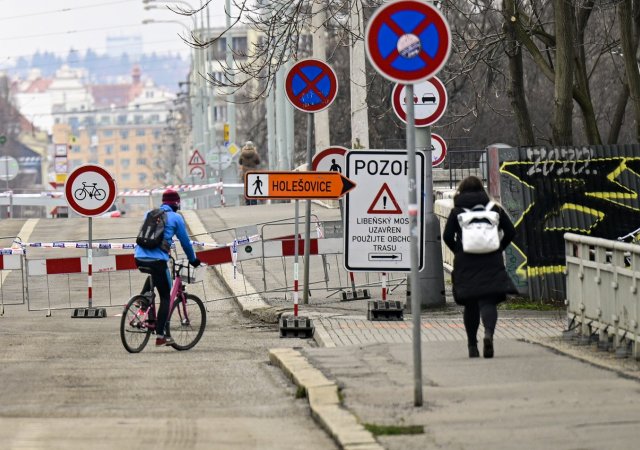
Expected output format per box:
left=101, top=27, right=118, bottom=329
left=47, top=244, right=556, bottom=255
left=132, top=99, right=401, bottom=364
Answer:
left=65, top=164, right=117, bottom=319
left=366, top=0, right=452, bottom=407
left=278, top=58, right=339, bottom=338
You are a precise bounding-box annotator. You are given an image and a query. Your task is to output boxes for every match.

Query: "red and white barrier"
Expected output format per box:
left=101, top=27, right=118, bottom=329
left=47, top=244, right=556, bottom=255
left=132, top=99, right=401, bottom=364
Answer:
left=20, top=236, right=344, bottom=276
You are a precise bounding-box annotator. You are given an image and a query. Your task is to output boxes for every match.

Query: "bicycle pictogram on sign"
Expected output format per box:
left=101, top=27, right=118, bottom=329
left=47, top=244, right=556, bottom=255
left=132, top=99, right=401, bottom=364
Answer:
left=285, top=58, right=338, bottom=113
left=365, top=0, right=451, bottom=84
left=73, top=182, right=106, bottom=201
left=65, top=164, right=117, bottom=217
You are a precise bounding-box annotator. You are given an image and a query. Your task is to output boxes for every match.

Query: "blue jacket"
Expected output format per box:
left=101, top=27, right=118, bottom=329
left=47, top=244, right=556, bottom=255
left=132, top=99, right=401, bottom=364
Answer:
left=134, top=204, right=197, bottom=262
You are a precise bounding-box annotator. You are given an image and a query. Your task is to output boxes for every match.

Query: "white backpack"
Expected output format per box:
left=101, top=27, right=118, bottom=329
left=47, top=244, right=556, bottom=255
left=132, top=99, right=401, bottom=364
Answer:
left=457, top=201, right=501, bottom=254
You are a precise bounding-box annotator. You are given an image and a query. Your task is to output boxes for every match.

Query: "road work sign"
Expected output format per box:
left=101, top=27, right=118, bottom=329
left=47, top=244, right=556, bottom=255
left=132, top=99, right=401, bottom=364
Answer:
left=244, top=171, right=356, bottom=200
left=344, top=150, right=425, bottom=271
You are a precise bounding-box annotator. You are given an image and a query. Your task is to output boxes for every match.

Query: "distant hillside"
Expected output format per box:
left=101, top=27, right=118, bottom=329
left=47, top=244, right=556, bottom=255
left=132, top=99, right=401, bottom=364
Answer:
left=8, top=50, right=189, bottom=92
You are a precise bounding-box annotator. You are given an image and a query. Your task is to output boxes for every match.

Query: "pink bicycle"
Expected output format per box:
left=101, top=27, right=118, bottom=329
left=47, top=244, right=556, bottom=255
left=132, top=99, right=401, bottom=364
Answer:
left=120, top=258, right=206, bottom=353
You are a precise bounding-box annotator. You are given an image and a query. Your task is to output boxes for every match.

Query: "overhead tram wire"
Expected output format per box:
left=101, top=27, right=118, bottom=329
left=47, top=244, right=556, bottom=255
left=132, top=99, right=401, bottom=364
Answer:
left=0, top=0, right=141, bottom=22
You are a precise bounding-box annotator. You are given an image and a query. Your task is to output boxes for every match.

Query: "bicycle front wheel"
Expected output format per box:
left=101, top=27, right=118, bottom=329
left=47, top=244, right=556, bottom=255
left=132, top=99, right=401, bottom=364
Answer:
left=120, top=295, right=152, bottom=353
left=167, top=293, right=206, bottom=351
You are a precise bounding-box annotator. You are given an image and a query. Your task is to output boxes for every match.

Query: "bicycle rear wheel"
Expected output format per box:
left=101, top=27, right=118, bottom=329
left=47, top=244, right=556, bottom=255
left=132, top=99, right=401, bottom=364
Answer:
left=167, top=293, right=206, bottom=351
left=120, top=295, right=152, bottom=353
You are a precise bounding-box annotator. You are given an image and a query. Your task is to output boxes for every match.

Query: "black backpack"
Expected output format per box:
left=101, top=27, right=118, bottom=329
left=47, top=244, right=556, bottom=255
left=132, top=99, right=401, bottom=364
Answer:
left=136, top=208, right=170, bottom=252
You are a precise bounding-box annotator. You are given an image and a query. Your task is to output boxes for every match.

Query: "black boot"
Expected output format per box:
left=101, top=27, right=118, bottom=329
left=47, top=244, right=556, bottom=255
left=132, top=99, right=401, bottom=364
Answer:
left=468, top=344, right=480, bottom=358
left=483, top=337, right=494, bottom=358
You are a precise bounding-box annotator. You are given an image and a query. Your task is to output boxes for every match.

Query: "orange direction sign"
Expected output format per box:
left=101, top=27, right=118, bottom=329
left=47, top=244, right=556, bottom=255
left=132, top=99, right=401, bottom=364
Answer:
left=244, top=171, right=356, bottom=200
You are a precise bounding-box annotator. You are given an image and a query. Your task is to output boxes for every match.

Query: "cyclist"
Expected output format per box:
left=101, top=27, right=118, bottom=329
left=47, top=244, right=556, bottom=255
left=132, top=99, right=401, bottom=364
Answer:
left=134, top=189, right=201, bottom=346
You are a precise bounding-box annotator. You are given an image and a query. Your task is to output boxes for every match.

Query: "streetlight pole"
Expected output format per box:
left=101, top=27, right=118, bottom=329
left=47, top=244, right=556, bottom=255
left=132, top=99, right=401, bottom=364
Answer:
left=142, top=16, right=199, bottom=182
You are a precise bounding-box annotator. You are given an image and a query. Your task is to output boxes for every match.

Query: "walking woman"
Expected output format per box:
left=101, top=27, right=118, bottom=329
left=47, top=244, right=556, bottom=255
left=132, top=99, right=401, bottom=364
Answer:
left=443, top=176, right=517, bottom=358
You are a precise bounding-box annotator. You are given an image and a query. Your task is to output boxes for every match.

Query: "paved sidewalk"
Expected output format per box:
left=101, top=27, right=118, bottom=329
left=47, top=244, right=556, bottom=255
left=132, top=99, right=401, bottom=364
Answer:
left=189, top=205, right=640, bottom=450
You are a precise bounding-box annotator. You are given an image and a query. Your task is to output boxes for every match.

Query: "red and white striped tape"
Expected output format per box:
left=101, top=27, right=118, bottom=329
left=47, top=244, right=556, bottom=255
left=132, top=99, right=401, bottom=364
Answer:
left=21, top=236, right=343, bottom=276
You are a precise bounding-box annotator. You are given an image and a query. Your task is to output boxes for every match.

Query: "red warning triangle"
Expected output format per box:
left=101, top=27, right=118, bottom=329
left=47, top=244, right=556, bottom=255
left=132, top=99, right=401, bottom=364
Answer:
left=188, top=149, right=205, bottom=166
left=367, top=183, right=402, bottom=214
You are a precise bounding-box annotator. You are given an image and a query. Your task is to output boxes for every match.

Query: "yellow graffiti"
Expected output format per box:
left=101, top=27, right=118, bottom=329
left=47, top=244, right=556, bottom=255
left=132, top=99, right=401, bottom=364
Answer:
left=527, top=265, right=565, bottom=277
left=543, top=203, right=604, bottom=233
left=498, top=156, right=640, bottom=279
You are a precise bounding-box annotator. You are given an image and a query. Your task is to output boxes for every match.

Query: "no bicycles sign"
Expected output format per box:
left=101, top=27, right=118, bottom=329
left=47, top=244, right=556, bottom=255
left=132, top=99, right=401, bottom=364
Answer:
left=65, top=164, right=117, bottom=217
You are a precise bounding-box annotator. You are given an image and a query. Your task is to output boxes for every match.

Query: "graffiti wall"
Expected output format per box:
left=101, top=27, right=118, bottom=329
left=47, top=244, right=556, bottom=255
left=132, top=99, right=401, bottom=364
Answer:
left=490, top=144, right=640, bottom=300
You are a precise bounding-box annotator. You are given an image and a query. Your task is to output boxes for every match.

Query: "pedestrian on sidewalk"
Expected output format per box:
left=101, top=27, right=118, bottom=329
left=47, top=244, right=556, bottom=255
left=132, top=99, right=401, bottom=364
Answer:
left=443, top=175, right=517, bottom=358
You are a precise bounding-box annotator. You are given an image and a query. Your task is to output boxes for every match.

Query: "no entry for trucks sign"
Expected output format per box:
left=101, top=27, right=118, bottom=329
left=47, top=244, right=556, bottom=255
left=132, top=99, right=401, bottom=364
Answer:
left=344, top=150, right=425, bottom=271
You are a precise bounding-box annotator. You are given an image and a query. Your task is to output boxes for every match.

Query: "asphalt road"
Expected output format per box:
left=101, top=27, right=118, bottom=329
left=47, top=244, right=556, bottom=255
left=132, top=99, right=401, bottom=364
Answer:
left=0, top=216, right=337, bottom=450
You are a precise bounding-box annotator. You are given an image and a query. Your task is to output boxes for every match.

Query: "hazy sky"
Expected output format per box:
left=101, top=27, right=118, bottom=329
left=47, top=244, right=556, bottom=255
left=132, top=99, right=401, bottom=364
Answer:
left=0, top=0, right=230, bottom=64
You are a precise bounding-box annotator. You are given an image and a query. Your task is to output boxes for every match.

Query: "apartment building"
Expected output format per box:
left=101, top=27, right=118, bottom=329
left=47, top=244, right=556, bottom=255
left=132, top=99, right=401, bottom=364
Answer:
left=45, top=66, right=174, bottom=190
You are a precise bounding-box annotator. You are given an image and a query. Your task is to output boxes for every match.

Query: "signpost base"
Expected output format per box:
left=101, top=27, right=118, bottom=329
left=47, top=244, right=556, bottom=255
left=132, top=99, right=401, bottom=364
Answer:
left=71, top=307, right=107, bottom=319
left=367, top=300, right=404, bottom=321
left=341, top=288, right=371, bottom=301
left=279, top=315, right=314, bottom=338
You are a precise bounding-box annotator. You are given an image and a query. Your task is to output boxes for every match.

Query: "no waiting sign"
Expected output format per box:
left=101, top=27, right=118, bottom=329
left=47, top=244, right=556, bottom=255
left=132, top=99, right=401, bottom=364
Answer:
left=345, top=150, right=425, bottom=272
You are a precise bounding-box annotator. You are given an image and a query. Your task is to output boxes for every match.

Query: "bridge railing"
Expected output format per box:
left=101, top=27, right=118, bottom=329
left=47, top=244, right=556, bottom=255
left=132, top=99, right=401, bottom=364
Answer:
left=564, top=232, right=640, bottom=359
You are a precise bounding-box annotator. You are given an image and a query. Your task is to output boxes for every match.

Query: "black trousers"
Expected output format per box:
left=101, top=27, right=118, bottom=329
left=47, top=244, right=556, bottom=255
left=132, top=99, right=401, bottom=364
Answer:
left=463, top=299, right=498, bottom=346
left=135, top=258, right=171, bottom=337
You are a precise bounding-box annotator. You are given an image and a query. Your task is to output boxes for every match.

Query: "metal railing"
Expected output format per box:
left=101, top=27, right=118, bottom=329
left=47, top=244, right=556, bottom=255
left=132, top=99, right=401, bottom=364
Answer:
left=564, top=233, right=640, bottom=359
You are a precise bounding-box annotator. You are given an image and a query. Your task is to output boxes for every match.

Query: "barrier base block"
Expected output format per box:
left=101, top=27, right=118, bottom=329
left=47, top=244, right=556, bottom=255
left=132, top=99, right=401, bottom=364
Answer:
left=341, top=289, right=371, bottom=301
left=367, top=300, right=404, bottom=321
left=279, top=315, right=314, bottom=338
left=72, top=307, right=107, bottom=319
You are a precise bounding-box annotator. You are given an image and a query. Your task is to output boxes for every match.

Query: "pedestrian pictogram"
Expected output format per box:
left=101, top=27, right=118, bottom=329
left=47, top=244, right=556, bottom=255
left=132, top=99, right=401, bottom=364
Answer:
left=285, top=59, right=338, bottom=113
left=244, top=171, right=356, bottom=200
left=392, top=77, right=448, bottom=127
left=367, top=183, right=402, bottom=214
left=188, top=149, right=205, bottom=166
left=365, top=0, right=451, bottom=83
left=65, top=164, right=117, bottom=217
left=311, top=146, right=348, bottom=173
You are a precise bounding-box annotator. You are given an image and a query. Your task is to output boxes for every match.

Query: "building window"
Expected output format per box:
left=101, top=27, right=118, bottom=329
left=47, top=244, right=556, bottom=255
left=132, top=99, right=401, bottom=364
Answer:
left=153, top=144, right=161, bottom=151
left=137, top=158, right=147, bottom=165
left=103, top=130, right=113, bottom=137
left=72, top=146, right=81, bottom=154
left=120, top=144, right=130, bottom=152
left=145, top=91, right=154, bottom=98
left=121, top=159, right=130, bottom=168
left=105, top=145, right=114, bottom=155
left=233, top=36, right=247, bottom=53
left=153, top=130, right=161, bottom=139
left=136, top=143, right=146, bottom=153
left=89, top=158, right=98, bottom=164
left=120, top=130, right=129, bottom=139
left=105, top=159, right=114, bottom=166
left=134, top=115, right=143, bottom=124
left=136, top=129, right=145, bottom=136
left=100, top=116, right=110, bottom=124
left=138, top=173, right=148, bottom=183
left=117, top=115, right=127, bottom=125
left=150, top=114, right=160, bottom=123
left=122, top=173, right=131, bottom=180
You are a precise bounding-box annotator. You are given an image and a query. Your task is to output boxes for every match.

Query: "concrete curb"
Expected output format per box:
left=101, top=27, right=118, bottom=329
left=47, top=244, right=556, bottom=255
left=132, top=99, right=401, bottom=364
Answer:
left=269, top=348, right=383, bottom=450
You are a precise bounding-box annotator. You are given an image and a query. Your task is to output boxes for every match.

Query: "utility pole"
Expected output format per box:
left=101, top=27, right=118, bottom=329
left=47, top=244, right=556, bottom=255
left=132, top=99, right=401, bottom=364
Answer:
left=311, top=1, right=330, bottom=152
left=350, top=0, right=369, bottom=149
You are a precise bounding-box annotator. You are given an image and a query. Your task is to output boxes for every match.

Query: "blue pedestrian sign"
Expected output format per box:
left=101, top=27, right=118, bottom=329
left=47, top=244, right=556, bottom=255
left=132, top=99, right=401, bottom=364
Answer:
left=365, top=0, right=451, bottom=84
left=285, top=58, right=338, bottom=113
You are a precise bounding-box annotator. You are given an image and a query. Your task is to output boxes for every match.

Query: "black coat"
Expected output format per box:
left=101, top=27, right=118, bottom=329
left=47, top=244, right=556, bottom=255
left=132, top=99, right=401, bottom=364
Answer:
left=442, top=190, right=518, bottom=304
